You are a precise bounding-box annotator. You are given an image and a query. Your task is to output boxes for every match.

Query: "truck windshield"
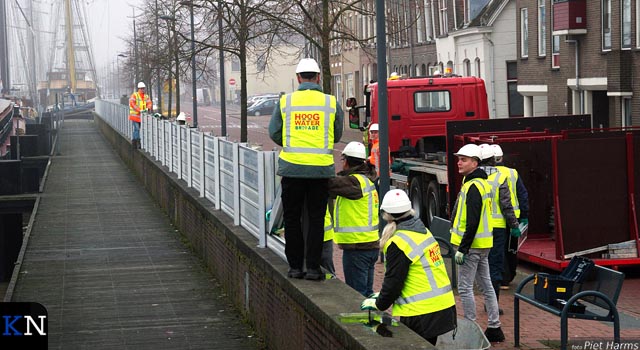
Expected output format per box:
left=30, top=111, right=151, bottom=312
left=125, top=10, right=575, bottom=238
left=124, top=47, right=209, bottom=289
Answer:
left=414, top=90, right=451, bottom=113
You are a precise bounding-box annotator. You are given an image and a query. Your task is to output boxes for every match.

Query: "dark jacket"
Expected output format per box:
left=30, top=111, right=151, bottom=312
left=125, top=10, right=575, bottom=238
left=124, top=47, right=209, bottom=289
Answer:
left=268, top=82, right=344, bottom=178
left=375, top=216, right=456, bottom=340
left=451, top=167, right=488, bottom=254
left=328, top=162, right=378, bottom=250
left=516, top=176, right=529, bottom=220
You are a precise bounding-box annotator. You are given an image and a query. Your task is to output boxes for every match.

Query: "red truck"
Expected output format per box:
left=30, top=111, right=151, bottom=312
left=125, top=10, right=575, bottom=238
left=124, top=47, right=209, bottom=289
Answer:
left=348, top=76, right=640, bottom=270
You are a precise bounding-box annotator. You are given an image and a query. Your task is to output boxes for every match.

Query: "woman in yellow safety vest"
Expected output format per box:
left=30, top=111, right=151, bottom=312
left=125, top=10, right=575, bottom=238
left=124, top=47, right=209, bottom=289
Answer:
left=361, top=189, right=456, bottom=346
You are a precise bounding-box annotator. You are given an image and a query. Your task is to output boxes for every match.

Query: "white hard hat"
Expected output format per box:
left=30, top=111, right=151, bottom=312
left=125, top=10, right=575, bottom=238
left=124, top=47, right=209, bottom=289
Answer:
left=479, top=143, right=495, bottom=160
left=380, top=189, right=411, bottom=214
left=369, top=123, right=379, bottom=131
left=137, top=82, right=146, bottom=88
left=176, top=112, right=186, bottom=121
left=342, top=141, right=367, bottom=160
left=491, top=144, right=504, bottom=157
left=454, top=144, right=481, bottom=160
left=295, top=58, right=321, bottom=74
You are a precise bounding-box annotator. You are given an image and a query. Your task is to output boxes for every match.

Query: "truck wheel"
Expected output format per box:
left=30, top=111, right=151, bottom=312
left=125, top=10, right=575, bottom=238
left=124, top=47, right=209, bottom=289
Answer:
left=410, top=179, right=427, bottom=226
left=425, top=181, right=441, bottom=227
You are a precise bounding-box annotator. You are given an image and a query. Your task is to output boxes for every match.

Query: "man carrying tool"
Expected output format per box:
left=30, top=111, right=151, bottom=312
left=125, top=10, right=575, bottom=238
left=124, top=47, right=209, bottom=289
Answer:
left=361, top=189, right=456, bottom=346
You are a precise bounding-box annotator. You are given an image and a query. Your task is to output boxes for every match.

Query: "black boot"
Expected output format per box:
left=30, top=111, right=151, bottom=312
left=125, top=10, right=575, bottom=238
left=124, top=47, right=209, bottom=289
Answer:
left=485, top=327, right=505, bottom=342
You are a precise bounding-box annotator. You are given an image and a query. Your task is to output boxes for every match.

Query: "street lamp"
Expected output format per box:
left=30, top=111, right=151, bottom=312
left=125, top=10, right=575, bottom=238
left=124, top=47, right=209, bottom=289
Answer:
left=155, top=0, right=162, bottom=116
left=218, top=0, right=226, bottom=136
left=117, top=53, right=127, bottom=98
left=180, top=1, right=198, bottom=129
left=160, top=15, right=176, bottom=118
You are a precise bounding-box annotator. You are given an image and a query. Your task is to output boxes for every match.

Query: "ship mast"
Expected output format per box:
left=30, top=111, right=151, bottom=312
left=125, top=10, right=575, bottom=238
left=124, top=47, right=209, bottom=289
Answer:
left=64, top=0, right=76, bottom=93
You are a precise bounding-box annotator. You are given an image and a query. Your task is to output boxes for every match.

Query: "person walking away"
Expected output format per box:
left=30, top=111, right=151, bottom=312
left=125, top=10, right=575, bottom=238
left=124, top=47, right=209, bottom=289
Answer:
left=328, top=141, right=379, bottom=296
left=361, top=189, right=456, bottom=346
left=450, top=143, right=505, bottom=342
left=320, top=205, right=336, bottom=279
left=129, top=82, right=152, bottom=149
left=491, top=144, right=529, bottom=289
left=268, top=58, right=344, bottom=281
left=478, top=144, right=520, bottom=315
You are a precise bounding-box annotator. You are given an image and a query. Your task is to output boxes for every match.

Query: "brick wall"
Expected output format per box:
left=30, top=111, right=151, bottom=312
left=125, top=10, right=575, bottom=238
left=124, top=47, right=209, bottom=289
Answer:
left=95, top=115, right=434, bottom=350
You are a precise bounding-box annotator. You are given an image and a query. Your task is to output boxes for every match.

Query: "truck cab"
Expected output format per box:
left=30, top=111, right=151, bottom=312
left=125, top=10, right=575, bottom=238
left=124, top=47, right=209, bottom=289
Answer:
left=349, top=75, right=490, bottom=157
left=347, top=75, right=490, bottom=227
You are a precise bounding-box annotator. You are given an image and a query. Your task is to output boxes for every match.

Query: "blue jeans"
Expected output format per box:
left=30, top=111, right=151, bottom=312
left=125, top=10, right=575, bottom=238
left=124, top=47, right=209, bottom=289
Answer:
left=456, top=247, right=501, bottom=328
left=488, top=228, right=506, bottom=282
left=132, top=121, right=140, bottom=140
left=342, top=249, right=379, bottom=297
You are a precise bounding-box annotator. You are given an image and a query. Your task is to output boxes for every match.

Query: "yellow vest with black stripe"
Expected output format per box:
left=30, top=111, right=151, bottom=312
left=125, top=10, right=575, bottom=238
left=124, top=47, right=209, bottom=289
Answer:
left=487, top=170, right=509, bottom=228
left=496, top=165, right=521, bottom=219
left=384, top=229, right=455, bottom=316
left=333, top=174, right=379, bottom=244
left=324, top=207, right=334, bottom=242
left=279, top=90, right=337, bottom=166
left=450, top=178, right=494, bottom=248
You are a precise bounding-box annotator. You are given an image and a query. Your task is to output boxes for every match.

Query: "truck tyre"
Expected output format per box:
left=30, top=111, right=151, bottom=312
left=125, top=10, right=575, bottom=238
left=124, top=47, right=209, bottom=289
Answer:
left=410, top=178, right=427, bottom=226
left=425, top=181, right=441, bottom=228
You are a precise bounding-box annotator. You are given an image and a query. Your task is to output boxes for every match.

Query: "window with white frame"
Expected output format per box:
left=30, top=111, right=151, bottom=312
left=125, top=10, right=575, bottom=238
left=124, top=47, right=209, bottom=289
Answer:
left=463, top=59, right=471, bottom=76
left=521, top=8, right=529, bottom=57
left=538, top=0, right=546, bottom=56
left=439, top=0, right=448, bottom=36
left=507, top=61, right=524, bottom=117
left=622, top=0, right=631, bottom=48
left=602, top=0, right=612, bottom=50
left=475, top=58, right=481, bottom=78
left=425, top=0, right=434, bottom=41
left=416, top=1, right=425, bottom=43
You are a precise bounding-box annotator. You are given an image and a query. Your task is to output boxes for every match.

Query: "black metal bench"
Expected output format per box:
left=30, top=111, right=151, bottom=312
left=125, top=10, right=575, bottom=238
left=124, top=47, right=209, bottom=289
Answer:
left=514, top=265, right=625, bottom=350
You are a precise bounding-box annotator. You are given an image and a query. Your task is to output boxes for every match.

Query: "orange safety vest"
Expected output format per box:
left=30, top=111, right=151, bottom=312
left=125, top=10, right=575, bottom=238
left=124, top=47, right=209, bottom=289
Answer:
left=129, top=91, right=152, bottom=122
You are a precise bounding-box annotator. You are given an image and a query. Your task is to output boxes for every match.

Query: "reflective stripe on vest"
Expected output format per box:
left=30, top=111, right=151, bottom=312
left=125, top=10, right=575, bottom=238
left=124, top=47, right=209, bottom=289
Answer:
left=324, top=207, right=334, bottom=242
left=487, top=170, right=509, bottom=228
left=333, top=174, right=379, bottom=244
left=384, top=230, right=455, bottom=316
left=496, top=165, right=521, bottom=218
left=279, top=91, right=336, bottom=166
left=450, top=178, right=494, bottom=248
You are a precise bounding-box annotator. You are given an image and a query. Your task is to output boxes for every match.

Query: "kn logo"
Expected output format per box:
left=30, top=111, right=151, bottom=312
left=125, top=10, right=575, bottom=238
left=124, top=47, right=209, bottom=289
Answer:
left=0, top=302, right=47, bottom=348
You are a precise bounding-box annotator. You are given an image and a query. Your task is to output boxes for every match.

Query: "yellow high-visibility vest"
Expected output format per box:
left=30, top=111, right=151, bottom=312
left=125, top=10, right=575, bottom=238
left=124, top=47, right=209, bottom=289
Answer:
left=384, top=229, right=455, bottom=316
left=279, top=90, right=336, bottom=166
left=324, top=207, right=334, bottom=242
left=450, top=178, right=494, bottom=248
left=333, top=174, right=379, bottom=244
left=496, top=165, right=521, bottom=219
left=487, top=170, right=509, bottom=228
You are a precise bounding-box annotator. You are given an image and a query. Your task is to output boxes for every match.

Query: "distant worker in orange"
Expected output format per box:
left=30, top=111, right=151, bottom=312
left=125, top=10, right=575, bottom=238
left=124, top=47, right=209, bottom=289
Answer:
left=368, top=123, right=380, bottom=175
left=129, top=82, right=152, bottom=149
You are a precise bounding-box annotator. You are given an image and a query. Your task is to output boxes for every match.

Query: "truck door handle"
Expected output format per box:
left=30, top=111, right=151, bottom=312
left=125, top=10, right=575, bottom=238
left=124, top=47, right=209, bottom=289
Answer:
left=391, top=115, right=401, bottom=120
left=466, top=111, right=475, bottom=117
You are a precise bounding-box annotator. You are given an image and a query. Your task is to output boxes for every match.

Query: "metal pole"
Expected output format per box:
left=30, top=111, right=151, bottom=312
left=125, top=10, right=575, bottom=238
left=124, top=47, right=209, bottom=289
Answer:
left=218, top=0, right=226, bottom=136
left=376, top=0, right=390, bottom=198
left=155, top=0, right=162, bottom=113
left=133, top=11, right=139, bottom=85
left=189, top=3, right=198, bottom=128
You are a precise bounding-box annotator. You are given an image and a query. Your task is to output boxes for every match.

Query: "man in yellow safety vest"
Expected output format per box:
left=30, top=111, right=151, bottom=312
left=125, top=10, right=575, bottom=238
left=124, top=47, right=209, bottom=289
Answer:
left=450, top=143, right=505, bottom=343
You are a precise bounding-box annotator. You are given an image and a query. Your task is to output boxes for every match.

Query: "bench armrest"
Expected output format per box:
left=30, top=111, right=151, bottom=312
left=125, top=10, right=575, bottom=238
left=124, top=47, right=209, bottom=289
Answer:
left=564, top=290, right=619, bottom=318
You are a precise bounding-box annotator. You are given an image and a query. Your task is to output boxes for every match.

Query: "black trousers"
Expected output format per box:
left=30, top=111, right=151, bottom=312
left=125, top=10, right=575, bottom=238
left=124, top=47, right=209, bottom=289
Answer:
left=281, top=177, right=328, bottom=271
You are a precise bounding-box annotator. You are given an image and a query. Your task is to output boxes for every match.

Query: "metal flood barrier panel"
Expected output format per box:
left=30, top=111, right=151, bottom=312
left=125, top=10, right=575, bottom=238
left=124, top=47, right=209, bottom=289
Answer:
left=96, top=100, right=279, bottom=247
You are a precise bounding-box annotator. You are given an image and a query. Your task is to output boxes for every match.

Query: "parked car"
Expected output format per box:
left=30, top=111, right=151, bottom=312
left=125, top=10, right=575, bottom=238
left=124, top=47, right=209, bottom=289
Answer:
left=248, top=97, right=278, bottom=116
left=248, top=94, right=279, bottom=108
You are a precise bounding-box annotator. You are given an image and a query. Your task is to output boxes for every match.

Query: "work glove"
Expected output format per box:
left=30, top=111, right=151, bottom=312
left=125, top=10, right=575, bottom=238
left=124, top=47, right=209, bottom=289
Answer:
left=360, top=298, right=379, bottom=311
left=454, top=251, right=465, bottom=265
left=368, top=292, right=380, bottom=299
left=510, top=227, right=522, bottom=238
left=520, top=218, right=529, bottom=226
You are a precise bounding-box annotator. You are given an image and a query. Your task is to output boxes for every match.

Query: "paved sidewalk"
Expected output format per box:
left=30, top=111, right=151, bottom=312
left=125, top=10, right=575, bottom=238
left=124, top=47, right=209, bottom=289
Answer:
left=332, top=248, right=640, bottom=349
left=9, top=120, right=261, bottom=349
